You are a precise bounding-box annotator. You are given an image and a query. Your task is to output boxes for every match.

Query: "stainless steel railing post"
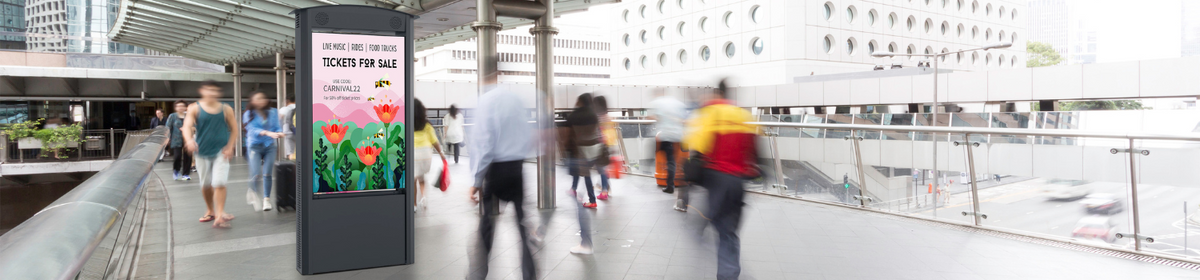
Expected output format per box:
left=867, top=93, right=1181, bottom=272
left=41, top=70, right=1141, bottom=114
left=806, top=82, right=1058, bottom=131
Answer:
left=963, top=136, right=984, bottom=226
left=1127, top=138, right=1143, bottom=251
left=850, top=132, right=868, bottom=207
left=109, top=128, right=115, bottom=159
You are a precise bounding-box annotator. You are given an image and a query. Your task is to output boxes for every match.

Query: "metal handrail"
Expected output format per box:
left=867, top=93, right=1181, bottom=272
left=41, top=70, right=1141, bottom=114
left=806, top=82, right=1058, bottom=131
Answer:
left=611, top=119, right=1200, bottom=141
left=0, top=127, right=168, bottom=280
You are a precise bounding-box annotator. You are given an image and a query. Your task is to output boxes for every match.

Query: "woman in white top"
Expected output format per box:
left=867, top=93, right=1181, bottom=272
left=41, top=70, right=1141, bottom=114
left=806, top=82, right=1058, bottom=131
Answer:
left=444, top=104, right=465, bottom=164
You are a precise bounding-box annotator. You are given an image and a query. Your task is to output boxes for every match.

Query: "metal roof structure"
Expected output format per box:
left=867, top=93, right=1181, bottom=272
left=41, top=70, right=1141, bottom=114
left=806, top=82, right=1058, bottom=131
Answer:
left=107, top=0, right=616, bottom=66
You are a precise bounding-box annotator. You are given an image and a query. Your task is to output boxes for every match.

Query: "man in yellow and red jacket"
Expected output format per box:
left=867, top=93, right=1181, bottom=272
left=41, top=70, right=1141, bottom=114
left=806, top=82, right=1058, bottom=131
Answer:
left=683, top=79, right=758, bottom=280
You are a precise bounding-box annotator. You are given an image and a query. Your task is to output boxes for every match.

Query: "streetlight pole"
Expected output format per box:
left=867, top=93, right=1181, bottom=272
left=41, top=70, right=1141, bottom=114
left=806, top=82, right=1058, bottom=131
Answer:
left=872, top=42, right=1011, bottom=206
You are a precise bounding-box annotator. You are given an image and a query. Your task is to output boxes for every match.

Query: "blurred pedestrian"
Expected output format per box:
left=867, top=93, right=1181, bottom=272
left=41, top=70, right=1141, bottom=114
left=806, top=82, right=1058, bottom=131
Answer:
left=128, top=111, right=141, bottom=130
left=167, top=100, right=192, bottom=181
left=466, top=83, right=536, bottom=280
left=562, top=93, right=601, bottom=209
left=649, top=89, right=687, bottom=199
left=412, top=99, right=445, bottom=211
left=243, top=91, right=284, bottom=211
left=150, top=109, right=165, bottom=128
left=593, top=96, right=615, bottom=200
left=684, top=79, right=758, bottom=280
left=278, top=93, right=297, bottom=160
left=444, top=104, right=465, bottom=164
left=182, top=80, right=238, bottom=228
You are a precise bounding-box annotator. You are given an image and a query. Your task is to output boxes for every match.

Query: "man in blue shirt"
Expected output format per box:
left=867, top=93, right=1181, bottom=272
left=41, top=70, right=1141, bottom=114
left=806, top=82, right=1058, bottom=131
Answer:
left=466, top=83, right=535, bottom=280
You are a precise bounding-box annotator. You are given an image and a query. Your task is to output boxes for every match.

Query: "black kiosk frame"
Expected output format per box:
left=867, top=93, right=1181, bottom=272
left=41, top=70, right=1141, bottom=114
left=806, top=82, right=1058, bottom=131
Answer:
left=293, top=5, right=415, bottom=275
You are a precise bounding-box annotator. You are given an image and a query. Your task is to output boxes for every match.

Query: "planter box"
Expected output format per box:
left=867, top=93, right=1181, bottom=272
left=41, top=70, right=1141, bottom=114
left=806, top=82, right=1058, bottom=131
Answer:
left=17, top=137, right=80, bottom=149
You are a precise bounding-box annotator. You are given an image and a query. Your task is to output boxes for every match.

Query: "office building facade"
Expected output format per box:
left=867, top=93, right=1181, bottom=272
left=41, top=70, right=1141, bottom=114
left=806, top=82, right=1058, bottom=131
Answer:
left=609, top=0, right=1027, bottom=87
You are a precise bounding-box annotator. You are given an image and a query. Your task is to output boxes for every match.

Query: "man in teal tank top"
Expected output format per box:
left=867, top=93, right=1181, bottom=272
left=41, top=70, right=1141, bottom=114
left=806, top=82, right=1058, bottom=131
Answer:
left=181, top=80, right=240, bottom=228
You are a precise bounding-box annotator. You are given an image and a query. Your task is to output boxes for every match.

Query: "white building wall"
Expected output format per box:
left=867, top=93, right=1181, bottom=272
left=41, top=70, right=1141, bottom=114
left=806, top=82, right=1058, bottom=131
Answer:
left=609, top=0, right=1027, bottom=87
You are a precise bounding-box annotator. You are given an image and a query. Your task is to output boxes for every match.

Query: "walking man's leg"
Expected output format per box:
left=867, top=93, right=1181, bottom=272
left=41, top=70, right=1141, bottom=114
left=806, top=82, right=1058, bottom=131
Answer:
left=468, top=194, right=497, bottom=280
left=707, top=172, right=744, bottom=280
left=211, top=156, right=232, bottom=227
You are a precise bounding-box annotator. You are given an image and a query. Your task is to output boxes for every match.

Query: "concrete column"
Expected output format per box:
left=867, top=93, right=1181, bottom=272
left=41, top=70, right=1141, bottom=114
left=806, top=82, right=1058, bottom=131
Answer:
left=472, top=0, right=501, bottom=92
left=276, top=53, right=287, bottom=161
left=531, top=0, right=558, bottom=209
left=233, top=63, right=243, bottom=157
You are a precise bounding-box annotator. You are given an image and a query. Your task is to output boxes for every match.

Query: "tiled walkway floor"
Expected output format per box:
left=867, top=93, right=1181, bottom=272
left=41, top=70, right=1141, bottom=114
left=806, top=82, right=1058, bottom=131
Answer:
left=159, top=159, right=1200, bottom=280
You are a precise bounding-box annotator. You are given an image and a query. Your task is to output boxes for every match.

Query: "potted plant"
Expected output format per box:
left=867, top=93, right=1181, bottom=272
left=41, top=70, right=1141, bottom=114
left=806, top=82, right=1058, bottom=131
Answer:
left=2, top=119, right=83, bottom=159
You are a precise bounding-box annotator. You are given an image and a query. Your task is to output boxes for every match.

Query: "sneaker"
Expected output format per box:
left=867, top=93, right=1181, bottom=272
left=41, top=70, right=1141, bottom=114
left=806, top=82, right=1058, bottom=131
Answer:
left=262, top=197, right=273, bottom=211
left=246, top=190, right=256, bottom=205
left=582, top=202, right=597, bottom=209
left=674, top=205, right=687, bottom=212
left=181, top=175, right=191, bottom=181
left=173, top=171, right=180, bottom=181
left=569, top=245, right=593, bottom=255
left=597, top=192, right=609, bottom=200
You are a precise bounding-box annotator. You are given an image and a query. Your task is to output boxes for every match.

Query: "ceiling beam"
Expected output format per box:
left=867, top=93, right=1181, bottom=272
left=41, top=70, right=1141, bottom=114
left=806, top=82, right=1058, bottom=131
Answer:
left=0, top=76, right=25, bottom=95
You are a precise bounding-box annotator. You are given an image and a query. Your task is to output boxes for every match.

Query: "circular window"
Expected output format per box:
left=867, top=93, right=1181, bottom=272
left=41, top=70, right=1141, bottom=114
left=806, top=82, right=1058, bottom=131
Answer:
left=751, top=38, right=764, bottom=55
left=678, top=49, right=688, bottom=64
left=657, top=26, right=665, bottom=40
left=924, top=46, right=933, bottom=56
left=971, top=26, right=978, bottom=39
left=971, top=51, right=978, bottom=65
left=985, top=28, right=992, bottom=41
left=1011, top=9, right=1018, bottom=20
left=888, top=42, right=897, bottom=53
left=999, top=6, right=1006, bottom=18
left=723, top=11, right=733, bottom=27
left=924, top=18, right=932, bottom=33
left=823, top=36, right=833, bottom=54
left=957, top=24, right=964, bottom=37
left=868, top=40, right=877, bottom=54
left=657, top=0, right=665, bottom=14
left=677, top=0, right=684, bottom=9
left=906, top=44, right=916, bottom=60
left=823, top=2, right=833, bottom=21
left=677, top=21, right=686, bottom=36
left=658, top=52, right=667, bottom=66
left=971, top=0, right=978, bottom=13
left=846, top=38, right=856, bottom=55
left=957, top=0, right=964, bottom=11
left=998, top=54, right=1006, bottom=67
left=1011, top=32, right=1018, bottom=44
left=640, top=55, right=648, bottom=68
left=699, top=17, right=708, bottom=33
left=940, top=21, right=949, bottom=36
left=906, top=16, right=915, bottom=31
left=623, top=58, right=631, bottom=70
left=941, top=0, right=948, bottom=8
left=986, top=3, right=992, bottom=16
left=639, top=5, right=647, bottom=18
left=1011, top=56, right=1018, bottom=67
left=725, top=41, right=736, bottom=57
left=986, top=53, right=992, bottom=66
left=868, top=10, right=877, bottom=26
left=845, top=6, right=856, bottom=24
left=888, top=13, right=897, bottom=29
left=623, top=34, right=630, bottom=46
left=640, top=30, right=648, bottom=43
left=999, top=30, right=1006, bottom=42
left=940, top=48, right=949, bottom=62
left=700, top=45, right=711, bottom=61
left=750, top=5, right=760, bottom=23
left=622, top=10, right=630, bottom=22
left=956, top=52, right=963, bottom=64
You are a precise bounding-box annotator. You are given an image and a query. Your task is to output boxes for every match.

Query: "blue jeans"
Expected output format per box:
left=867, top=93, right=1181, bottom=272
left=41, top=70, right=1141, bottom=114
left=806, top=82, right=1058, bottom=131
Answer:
left=568, top=158, right=595, bottom=203
left=594, top=160, right=609, bottom=192
left=248, top=143, right=277, bottom=198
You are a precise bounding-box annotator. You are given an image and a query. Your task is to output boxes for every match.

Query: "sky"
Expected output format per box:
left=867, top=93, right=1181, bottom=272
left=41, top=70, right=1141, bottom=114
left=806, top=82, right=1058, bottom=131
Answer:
left=1074, top=0, right=1185, bottom=63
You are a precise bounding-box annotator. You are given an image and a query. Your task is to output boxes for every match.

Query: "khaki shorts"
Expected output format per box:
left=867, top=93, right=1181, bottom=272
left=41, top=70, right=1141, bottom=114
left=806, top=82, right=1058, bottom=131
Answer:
left=195, top=155, right=230, bottom=188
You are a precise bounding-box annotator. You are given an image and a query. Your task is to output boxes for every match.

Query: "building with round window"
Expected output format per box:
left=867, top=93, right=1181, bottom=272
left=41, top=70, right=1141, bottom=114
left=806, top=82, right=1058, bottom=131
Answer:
left=610, top=0, right=1027, bottom=86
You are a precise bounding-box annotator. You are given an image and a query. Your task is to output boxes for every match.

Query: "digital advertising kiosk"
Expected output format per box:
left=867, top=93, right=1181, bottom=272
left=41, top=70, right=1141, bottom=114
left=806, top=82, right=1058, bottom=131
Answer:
left=292, top=5, right=415, bottom=275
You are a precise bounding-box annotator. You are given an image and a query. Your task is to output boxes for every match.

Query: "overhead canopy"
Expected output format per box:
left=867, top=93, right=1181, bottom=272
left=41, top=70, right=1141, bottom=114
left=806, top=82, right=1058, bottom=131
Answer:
left=107, top=0, right=616, bottom=66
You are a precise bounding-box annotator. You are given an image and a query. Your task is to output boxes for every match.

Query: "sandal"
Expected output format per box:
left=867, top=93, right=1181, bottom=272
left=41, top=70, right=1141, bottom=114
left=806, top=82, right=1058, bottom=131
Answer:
left=212, top=218, right=231, bottom=228
left=198, top=214, right=215, bottom=222
left=222, top=214, right=235, bottom=221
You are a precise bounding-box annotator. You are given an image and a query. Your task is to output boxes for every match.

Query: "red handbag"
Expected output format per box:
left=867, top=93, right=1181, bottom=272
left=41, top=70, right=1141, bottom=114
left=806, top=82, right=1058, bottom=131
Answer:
left=437, top=158, right=450, bottom=192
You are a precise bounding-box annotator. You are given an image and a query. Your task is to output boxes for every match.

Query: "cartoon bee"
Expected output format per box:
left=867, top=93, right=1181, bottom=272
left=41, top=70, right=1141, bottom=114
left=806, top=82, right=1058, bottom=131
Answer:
left=373, top=128, right=385, bottom=139
left=374, top=74, right=391, bottom=89
left=367, top=97, right=375, bottom=102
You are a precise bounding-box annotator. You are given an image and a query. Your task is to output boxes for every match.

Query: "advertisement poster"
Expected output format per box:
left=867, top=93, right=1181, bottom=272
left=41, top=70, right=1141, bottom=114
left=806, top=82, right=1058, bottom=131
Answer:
left=311, top=33, right=406, bottom=195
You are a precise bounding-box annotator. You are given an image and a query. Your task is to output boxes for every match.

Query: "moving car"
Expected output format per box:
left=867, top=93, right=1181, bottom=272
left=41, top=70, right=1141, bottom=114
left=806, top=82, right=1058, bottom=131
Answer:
left=1071, top=216, right=1118, bottom=243
left=1080, top=193, right=1124, bottom=215
left=1043, top=179, right=1091, bottom=201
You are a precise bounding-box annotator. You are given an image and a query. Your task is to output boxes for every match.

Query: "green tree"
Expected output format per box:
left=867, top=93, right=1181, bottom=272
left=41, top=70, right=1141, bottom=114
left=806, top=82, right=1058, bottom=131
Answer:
left=1059, top=100, right=1147, bottom=111
left=1026, top=41, right=1064, bottom=67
